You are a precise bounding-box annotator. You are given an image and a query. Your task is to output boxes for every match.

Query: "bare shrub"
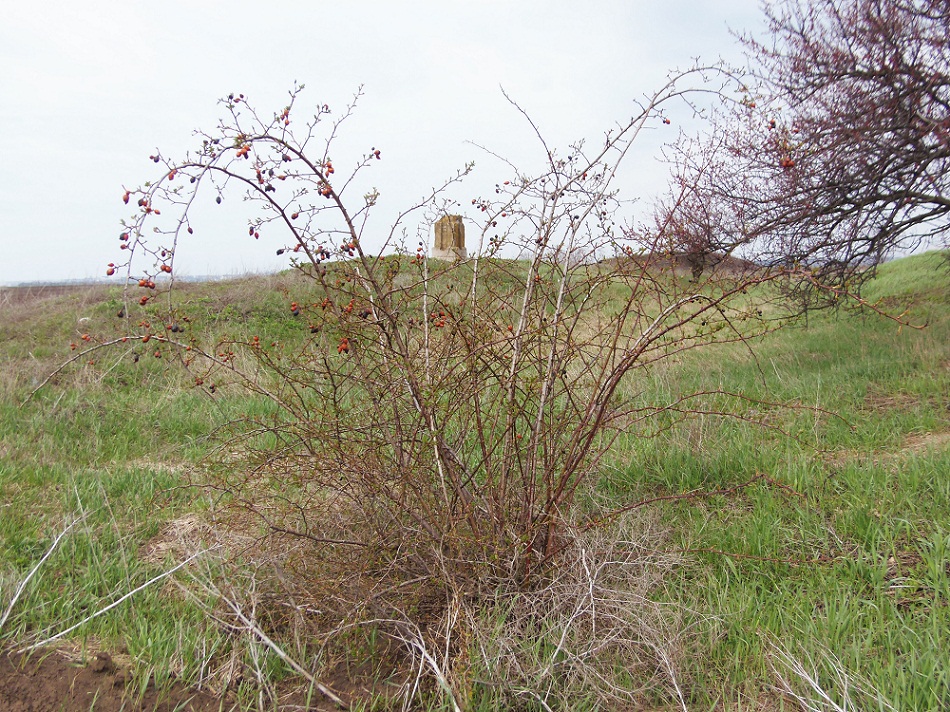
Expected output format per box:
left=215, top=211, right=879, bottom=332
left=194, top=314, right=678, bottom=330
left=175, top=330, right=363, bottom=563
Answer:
left=93, top=73, right=859, bottom=705
left=171, top=508, right=685, bottom=710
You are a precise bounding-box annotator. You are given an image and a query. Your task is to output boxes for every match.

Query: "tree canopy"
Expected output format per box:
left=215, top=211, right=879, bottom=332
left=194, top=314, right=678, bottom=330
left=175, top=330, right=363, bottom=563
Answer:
left=668, top=0, right=950, bottom=287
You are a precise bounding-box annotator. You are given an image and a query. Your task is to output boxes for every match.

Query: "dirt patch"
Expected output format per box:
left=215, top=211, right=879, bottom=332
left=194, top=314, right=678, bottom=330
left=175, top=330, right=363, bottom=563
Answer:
left=140, top=514, right=215, bottom=565
left=861, top=389, right=921, bottom=413
left=128, top=458, right=189, bottom=475
left=0, top=648, right=226, bottom=712
left=2, top=635, right=396, bottom=712
left=902, top=430, right=950, bottom=453
left=824, top=429, right=950, bottom=469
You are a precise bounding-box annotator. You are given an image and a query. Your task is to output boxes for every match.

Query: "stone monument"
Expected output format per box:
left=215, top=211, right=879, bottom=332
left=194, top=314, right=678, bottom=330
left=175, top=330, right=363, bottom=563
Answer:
left=432, top=215, right=466, bottom=261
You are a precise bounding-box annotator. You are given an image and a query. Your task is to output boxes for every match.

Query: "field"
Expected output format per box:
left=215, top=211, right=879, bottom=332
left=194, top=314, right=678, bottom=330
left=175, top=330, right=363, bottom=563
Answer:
left=1, top=252, right=948, bottom=711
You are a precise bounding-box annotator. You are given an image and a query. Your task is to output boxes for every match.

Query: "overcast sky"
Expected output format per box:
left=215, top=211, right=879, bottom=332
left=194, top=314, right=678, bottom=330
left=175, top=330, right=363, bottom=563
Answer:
left=0, top=1, right=764, bottom=286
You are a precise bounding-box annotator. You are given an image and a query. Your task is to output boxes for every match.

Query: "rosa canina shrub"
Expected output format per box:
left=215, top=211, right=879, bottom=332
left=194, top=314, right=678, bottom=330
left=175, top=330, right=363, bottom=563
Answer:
left=104, top=79, right=841, bottom=707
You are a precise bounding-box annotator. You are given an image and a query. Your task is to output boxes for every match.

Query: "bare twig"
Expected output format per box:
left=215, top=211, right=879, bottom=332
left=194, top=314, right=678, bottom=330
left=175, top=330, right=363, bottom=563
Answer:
left=216, top=589, right=348, bottom=709
left=0, top=516, right=84, bottom=634
left=768, top=638, right=896, bottom=712
left=18, top=548, right=210, bottom=653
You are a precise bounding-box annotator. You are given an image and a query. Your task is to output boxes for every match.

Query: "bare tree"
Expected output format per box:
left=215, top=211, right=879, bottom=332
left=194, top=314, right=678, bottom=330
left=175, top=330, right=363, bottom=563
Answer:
left=671, top=0, right=950, bottom=290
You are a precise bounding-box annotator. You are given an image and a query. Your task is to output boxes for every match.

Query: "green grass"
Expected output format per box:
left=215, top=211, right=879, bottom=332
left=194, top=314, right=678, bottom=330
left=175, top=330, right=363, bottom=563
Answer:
left=1, top=253, right=949, bottom=710
left=602, top=251, right=950, bottom=709
left=0, top=279, right=297, bottom=700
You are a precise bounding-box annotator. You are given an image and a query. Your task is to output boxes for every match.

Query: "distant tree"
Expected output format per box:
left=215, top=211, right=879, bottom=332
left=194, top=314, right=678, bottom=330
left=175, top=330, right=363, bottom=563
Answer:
left=651, top=170, right=733, bottom=280
left=673, top=0, right=950, bottom=289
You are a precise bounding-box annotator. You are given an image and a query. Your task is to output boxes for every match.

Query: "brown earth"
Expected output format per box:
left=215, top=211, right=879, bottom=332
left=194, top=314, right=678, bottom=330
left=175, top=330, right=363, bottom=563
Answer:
left=0, top=649, right=226, bottom=712
left=823, top=428, right=950, bottom=470
left=1, top=645, right=391, bottom=711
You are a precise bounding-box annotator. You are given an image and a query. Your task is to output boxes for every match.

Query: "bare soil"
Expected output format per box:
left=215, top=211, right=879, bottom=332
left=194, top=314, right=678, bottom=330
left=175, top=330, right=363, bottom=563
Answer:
left=0, top=648, right=225, bottom=712
left=0, top=645, right=387, bottom=711
left=824, top=428, right=950, bottom=470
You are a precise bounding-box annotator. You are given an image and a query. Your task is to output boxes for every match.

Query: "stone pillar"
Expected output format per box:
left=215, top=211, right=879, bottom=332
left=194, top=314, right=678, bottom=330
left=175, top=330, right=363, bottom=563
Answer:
left=432, top=215, right=466, bottom=261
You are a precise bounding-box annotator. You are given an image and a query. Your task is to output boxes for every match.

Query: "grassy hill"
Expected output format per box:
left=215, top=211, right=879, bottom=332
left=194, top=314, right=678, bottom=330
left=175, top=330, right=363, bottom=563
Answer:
left=1, top=252, right=947, bottom=710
